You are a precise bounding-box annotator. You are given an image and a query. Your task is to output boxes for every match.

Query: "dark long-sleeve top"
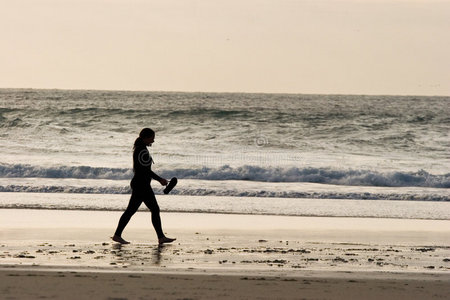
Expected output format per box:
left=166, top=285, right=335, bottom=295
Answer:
left=131, top=140, right=163, bottom=186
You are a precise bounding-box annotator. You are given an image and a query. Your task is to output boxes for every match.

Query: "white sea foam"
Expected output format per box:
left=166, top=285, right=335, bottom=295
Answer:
left=1, top=163, right=448, bottom=188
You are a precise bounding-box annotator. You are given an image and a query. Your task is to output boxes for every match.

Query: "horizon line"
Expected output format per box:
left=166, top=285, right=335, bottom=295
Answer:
left=1, top=86, right=449, bottom=98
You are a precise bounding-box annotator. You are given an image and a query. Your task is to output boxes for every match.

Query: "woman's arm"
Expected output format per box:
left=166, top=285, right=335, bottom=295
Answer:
left=149, top=170, right=168, bottom=186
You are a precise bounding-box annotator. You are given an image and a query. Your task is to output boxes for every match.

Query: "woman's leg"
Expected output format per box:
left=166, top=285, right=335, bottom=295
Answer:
left=114, top=193, right=142, bottom=237
left=142, top=190, right=165, bottom=239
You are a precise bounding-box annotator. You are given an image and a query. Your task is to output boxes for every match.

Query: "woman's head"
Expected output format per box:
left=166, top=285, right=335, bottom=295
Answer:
left=139, top=128, right=155, bottom=139
left=135, top=128, right=155, bottom=148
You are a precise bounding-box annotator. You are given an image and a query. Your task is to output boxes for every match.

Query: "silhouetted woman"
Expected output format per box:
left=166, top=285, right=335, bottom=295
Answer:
left=112, top=128, right=175, bottom=245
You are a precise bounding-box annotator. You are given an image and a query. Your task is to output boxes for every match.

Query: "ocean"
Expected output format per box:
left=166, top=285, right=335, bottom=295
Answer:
left=0, top=89, right=449, bottom=219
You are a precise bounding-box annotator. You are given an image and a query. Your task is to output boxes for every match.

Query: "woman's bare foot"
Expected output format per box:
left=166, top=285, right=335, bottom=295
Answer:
left=158, top=236, right=176, bottom=245
left=111, top=235, right=130, bottom=244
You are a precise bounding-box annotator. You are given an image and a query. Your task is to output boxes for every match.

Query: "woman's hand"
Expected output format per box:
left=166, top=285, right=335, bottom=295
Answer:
left=159, top=178, right=168, bottom=186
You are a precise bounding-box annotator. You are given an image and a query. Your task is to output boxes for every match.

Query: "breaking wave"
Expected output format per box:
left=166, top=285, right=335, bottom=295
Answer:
left=0, top=163, right=449, bottom=188
left=0, top=163, right=133, bottom=180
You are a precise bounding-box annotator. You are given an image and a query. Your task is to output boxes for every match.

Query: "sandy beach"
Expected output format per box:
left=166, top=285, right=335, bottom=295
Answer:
left=1, top=209, right=449, bottom=299
left=1, top=269, right=449, bottom=300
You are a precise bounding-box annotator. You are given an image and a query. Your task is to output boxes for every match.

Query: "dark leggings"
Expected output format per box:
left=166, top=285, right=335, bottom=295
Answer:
left=114, top=187, right=164, bottom=238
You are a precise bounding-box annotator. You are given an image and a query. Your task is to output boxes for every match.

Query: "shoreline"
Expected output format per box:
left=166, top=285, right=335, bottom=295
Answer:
left=2, top=206, right=450, bottom=222
left=1, top=209, right=449, bottom=273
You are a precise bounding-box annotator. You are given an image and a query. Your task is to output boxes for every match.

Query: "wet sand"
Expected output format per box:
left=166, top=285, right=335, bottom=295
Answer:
left=1, top=209, right=449, bottom=299
left=1, top=269, right=449, bottom=300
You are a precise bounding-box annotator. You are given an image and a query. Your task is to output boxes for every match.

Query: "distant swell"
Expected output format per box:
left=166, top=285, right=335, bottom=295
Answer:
left=0, top=163, right=449, bottom=188
left=0, top=185, right=448, bottom=202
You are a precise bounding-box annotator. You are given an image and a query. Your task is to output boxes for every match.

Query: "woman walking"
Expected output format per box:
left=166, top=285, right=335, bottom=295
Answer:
left=112, top=128, right=175, bottom=245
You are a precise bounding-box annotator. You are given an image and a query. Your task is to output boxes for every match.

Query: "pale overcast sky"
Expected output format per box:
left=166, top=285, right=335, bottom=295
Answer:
left=1, top=0, right=449, bottom=95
